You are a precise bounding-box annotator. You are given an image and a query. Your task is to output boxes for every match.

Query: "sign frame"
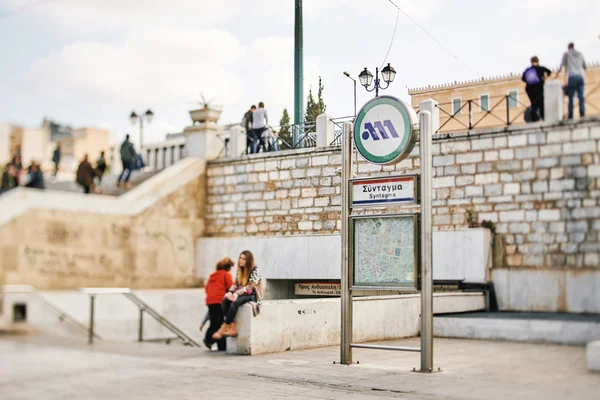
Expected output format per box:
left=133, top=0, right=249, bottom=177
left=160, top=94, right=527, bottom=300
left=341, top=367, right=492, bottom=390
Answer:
left=349, top=213, right=421, bottom=292
left=353, top=95, right=419, bottom=166
left=350, top=174, right=420, bottom=209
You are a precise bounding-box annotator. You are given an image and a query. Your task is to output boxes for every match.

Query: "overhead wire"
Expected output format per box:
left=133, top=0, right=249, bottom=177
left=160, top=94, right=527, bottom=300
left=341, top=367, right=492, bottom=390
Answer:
left=380, top=7, right=400, bottom=68
left=386, top=0, right=477, bottom=74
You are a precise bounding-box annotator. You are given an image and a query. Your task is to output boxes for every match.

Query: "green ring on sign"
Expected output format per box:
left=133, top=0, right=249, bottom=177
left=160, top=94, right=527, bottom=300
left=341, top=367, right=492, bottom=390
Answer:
left=353, top=96, right=414, bottom=165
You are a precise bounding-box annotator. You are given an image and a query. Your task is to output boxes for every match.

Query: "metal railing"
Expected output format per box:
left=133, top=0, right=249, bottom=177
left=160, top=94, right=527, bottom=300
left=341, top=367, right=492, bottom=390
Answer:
left=77, top=287, right=200, bottom=347
left=414, top=80, right=600, bottom=134
left=330, top=116, right=355, bottom=146
left=1, top=285, right=101, bottom=339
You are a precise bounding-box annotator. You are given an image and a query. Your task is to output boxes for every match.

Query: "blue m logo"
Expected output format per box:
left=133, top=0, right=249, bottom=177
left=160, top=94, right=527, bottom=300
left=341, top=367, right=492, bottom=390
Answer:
left=361, top=120, right=400, bottom=141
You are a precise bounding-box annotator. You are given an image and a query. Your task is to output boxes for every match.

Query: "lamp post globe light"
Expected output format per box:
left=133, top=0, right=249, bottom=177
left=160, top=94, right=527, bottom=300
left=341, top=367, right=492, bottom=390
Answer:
left=358, top=63, right=396, bottom=97
left=129, top=109, right=154, bottom=150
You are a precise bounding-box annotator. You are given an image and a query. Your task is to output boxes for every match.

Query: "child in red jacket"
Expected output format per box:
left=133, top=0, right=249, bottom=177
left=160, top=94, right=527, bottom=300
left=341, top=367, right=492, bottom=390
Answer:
left=203, top=258, right=234, bottom=350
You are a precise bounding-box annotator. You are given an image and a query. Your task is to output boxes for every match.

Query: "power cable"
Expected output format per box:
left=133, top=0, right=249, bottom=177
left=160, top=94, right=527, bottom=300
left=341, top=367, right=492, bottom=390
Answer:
left=0, top=0, right=59, bottom=20
left=380, top=7, right=400, bottom=68
left=386, top=0, right=476, bottom=74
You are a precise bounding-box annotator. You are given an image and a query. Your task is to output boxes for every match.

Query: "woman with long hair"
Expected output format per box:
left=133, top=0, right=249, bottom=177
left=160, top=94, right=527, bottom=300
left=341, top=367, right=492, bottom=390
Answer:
left=212, top=250, right=262, bottom=339
left=203, top=257, right=234, bottom=351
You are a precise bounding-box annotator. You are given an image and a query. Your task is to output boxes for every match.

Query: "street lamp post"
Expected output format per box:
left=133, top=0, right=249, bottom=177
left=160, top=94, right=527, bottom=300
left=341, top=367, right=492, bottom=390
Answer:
left=129, top=109, right=154, bottom=151
left=343, top=71, right=357, bottom=118
left=358, top=63, right=397, bottom=97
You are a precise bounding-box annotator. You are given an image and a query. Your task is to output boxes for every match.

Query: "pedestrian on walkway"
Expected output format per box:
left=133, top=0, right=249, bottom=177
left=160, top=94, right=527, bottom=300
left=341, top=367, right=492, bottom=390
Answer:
left=556, top=42, right=587, bottom=119
left=252, top=102, right=268, bottom=153
left=213, top=250, right=262, bottom=340
left=11, top=155, right=23, bottom=186
left=203, top=257, right=235, bottom=351
left=117, top=134, right=136, bottom=189
left=522, top=56, right=551, bottom=122
left=76, top=154, right=97, bottom=194
left=243, top=105, right=256, bottom=154
left=52, top=144, right=61, bottom=177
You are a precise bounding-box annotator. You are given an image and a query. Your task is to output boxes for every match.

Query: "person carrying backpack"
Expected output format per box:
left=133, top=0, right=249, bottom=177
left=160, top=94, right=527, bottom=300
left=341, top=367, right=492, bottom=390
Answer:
left=522, top=56, right=551, bottom=122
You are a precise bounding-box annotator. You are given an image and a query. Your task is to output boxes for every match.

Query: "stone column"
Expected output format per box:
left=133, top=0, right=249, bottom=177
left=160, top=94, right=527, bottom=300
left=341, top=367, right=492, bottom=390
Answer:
left=316, top=113, right=334, bottom=147
left=419, top=99, right=439, bottom=134
left=544, top=80, right=564, bottom=124
left=184, top=107, right=223, bottom=160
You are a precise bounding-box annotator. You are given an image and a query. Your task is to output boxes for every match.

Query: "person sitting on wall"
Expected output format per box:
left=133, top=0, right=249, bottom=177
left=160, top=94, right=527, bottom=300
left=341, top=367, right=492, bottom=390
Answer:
left=212, top=250, right=263, bottom=340
left=24, top=161, right=45, bottom=189
left=203, top=257, right=235, bottom=351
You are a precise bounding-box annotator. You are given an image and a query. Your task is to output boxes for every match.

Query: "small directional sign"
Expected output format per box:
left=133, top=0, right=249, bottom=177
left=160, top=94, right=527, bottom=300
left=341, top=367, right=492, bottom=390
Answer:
left=351, top=175, right=417, bottom=208
left=353, top=96, right=418, bottom=165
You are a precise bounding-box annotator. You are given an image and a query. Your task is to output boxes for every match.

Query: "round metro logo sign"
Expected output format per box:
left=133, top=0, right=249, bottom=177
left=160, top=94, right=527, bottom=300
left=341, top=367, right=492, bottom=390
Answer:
left=353, top=95, right=418, bottom=165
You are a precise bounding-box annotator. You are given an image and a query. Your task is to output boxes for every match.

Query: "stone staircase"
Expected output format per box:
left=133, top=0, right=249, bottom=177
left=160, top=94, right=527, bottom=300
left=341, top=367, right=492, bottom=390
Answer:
left=45, top=169, right=159, bottom=196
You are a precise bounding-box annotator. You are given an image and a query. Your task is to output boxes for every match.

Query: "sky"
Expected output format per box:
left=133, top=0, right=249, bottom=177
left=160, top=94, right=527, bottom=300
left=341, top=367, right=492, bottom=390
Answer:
left=0, top=0, right=598, bottom=147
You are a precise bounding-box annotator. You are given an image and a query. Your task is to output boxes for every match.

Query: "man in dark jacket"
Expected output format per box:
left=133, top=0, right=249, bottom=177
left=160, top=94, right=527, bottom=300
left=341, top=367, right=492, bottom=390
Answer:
left=522, top=56, right=551, bottom=122
left=25, top=161, right=45, bottom=189
left=52, top=144, right=61, bottom=176
left=117, top=134, right=137, bottom=188
left=243, top=105, right=256, bottom=154
left=76, top=154, right=97, bottom=194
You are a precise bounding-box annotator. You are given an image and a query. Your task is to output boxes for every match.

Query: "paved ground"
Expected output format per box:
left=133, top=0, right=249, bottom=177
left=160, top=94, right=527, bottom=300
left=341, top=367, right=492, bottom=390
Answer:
left=0, top=333, right=598, bottom=399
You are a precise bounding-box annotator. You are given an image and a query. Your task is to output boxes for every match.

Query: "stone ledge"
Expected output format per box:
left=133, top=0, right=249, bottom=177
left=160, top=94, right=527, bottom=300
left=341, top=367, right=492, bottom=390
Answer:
left=226, top=292, right=485, bottom=355
left=587, top=341, right=600, bottom=372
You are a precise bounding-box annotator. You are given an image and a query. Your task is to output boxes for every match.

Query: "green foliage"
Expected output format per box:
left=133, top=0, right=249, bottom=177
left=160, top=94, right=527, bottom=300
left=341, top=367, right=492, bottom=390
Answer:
left=278, top=108, right=292, bottom=148
left=304, top=76, right=327, bottom=126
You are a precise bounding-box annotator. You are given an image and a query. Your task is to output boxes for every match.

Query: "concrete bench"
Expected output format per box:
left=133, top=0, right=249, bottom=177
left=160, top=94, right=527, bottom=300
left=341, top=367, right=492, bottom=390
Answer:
left=588, top=341, right=600, bottom=372
left=226, top=292, right=485, bottom=355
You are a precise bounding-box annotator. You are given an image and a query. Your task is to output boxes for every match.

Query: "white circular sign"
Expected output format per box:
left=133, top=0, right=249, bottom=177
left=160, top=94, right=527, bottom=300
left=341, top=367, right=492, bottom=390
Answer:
left=353, top=96, right=418, bottom=165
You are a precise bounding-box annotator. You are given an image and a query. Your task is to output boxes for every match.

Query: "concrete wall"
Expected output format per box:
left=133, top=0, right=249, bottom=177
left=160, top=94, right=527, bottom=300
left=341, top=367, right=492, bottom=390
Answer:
left=0, top=157, right=206, bottom=289
left=197, top=229, right=491, bottom=284
left=227, top=292, right=485, bottom=355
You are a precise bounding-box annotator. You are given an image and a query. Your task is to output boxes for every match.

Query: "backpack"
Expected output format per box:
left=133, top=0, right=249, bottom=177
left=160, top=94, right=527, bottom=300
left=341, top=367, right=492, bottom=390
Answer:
left=524, top=67, right=541, bottom=85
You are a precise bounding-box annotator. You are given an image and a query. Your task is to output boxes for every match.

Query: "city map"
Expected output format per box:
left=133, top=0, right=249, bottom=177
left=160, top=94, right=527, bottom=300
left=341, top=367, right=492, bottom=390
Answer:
left=354, top=216, right=416, bottom=287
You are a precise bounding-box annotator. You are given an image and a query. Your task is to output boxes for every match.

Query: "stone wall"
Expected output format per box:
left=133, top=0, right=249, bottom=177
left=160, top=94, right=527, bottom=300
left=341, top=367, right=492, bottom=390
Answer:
left=206, top=119, right=600, bottom=272
left=0, top=158, right=206, bottom=289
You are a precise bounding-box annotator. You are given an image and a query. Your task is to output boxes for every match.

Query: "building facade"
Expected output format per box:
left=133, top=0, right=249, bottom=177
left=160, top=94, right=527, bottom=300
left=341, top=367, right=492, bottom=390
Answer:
left=409, top=63, right=600, bottom=133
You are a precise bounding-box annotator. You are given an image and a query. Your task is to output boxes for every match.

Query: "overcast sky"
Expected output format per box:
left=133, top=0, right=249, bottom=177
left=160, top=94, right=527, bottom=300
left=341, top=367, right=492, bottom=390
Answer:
left=0, top=0, right=598, bottom=147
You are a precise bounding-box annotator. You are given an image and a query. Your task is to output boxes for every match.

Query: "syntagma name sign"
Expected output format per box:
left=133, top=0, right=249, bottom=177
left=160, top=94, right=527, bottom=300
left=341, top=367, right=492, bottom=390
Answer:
left=295, top=282, right=341, bottom=296
left=351, top=175, right=418, bottom=208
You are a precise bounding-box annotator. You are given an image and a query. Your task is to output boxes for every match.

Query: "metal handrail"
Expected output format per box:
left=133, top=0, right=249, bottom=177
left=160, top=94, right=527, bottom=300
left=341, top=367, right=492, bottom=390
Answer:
left=77, top=287, right=200, bottom=347
left=1, top=285, right=101, bottom=339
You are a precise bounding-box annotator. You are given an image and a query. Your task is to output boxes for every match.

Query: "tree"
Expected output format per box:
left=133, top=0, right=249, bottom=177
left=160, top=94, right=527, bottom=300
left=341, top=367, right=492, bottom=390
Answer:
left=304, top=76, right=327, bottom=126
left=278, top=108, right=292, bottom=148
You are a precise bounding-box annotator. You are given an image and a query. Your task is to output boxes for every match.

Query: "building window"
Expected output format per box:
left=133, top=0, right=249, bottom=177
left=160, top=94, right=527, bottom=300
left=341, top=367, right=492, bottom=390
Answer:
left=508, top=90, right=518, bottom=108
left=479, top=94, right=490, bottom=111
left=451, top=97, right=462, bottom=116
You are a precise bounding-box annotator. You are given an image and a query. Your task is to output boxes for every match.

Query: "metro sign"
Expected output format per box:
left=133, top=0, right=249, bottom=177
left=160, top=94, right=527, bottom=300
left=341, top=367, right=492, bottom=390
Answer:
left=353, top=96, right=419, bottom=165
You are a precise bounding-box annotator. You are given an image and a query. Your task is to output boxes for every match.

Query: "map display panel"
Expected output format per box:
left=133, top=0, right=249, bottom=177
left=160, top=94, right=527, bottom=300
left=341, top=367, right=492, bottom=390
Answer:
left=353, top=215, right=417, bottom=288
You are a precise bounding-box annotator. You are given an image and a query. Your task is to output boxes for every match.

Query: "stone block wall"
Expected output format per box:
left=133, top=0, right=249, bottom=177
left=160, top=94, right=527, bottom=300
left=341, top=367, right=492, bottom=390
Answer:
left=206, top=119, right=600, bottom=271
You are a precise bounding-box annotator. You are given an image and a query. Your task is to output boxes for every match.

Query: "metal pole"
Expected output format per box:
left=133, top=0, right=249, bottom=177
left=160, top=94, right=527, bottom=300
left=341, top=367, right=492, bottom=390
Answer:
left=351, top=344, right=421, bottom=352
left=139, top=115, right=144, bottom=151
left=506, top=95, right=511, bottom=126
left=374, top=67, right=379, bottom=97
left=420, top=111, right=433, bottom=372
left=138, top=308, right=144, bottom=342
left=340, top=122, right=353, bottom=365
left=294, top=0, right=303, bottom=128
left=468, top=100, right=472, bottom=130
left=88, top=295, right=95, bottom=345
left=353, top=80, right=357, bottom=119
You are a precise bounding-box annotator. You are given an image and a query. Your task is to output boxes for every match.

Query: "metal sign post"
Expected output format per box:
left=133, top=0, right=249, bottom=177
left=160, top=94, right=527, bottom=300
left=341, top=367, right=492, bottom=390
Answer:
left=420, top=110, right=434, bottom=372
left=340, top=96, right=434, bottom=372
